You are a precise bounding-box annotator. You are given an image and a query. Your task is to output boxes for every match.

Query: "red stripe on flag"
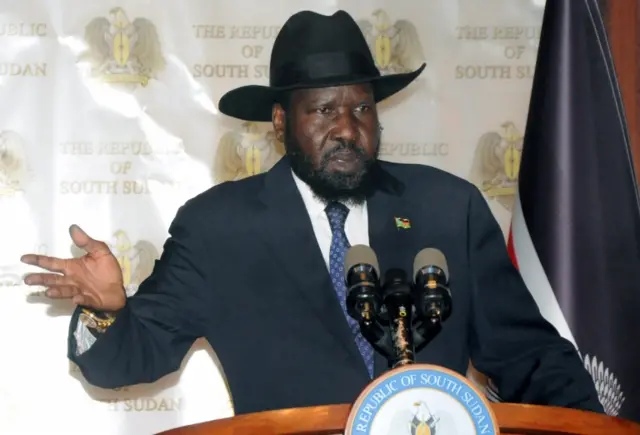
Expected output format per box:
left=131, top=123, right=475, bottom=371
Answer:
left=507, top=226, right=519, bottom=270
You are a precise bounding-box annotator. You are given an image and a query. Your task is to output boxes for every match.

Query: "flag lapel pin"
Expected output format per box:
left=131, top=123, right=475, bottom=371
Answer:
left=394, top=217, right=411, bottom=230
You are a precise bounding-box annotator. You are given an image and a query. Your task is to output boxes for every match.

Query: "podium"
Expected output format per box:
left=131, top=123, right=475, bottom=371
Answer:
left=153, top=259, right=639, bottom=435
left=155, top=364, right=639, bottom=435
left=158, top=403, right=640, bottom=434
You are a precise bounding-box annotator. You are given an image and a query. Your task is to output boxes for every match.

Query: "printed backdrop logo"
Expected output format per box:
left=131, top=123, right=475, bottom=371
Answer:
left=0, top=268, right=21, bottom=287
left=70, top=230, right=159, bottom=296
left=469, top=121, right=523, bottom=211
left=110, top=230, right=158, bottom=296
left=213, top=122, right=284, bottom=184
left=345, top=365, right=498, bottom=435
left=357, top=10, right=426, bottom=75
left=0, top=130, right=29, bottom=196
left=0, top=244, right=47, bottom=288
left=80, top=7, right=166, bottom=88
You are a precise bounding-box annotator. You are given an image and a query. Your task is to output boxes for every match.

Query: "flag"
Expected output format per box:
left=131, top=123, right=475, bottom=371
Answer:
left=394, top=217, right=411, bottom=229
left=507, top=0, right=640, bottom=422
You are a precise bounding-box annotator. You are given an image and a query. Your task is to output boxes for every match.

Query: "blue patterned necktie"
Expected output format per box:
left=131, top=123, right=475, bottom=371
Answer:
left=325, top=201, right=374, bottom=378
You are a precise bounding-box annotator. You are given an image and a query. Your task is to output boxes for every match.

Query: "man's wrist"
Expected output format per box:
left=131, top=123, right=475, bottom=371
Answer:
left=78, top=307, right=118, bottom=335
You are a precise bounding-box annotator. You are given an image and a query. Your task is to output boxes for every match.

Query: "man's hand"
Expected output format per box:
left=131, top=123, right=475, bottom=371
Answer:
left=21, top=225, right=126, bottom=312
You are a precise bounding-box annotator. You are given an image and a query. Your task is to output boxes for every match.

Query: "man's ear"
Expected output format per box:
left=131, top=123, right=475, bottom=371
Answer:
left=272, top=103, right=286, bottom=143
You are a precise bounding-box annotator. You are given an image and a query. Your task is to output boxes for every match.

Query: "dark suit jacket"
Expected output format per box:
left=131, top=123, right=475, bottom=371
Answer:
left=68, top=156, right=603, bottom=416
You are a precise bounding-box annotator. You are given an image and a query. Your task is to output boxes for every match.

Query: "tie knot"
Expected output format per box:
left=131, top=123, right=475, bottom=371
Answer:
left=325, top=201, right=349, bottom=232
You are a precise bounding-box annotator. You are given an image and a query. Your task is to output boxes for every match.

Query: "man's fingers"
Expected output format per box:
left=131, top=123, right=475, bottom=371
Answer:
left=72, top=293, right=100, bottom=307
left=45, top=285, right=80, bottom=299
left=69, top=224, right=109, bottom=255
left=20, top=255, right=66, bottom=273
left=24, top=272, right=72, bottom=287
left=71, top=294, right=85, bottom=305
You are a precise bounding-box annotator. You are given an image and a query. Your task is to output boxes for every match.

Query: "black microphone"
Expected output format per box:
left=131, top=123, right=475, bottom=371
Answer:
left=343, top=245, right=390, bottom=356
left=343, top=245, right=382, bottom=323
left=381, top=268, right=415, bottom=368
left=412, top=248, right=452, bottom=326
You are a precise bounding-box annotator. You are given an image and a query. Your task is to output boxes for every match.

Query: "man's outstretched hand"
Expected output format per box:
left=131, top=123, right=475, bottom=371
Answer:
left=21, top=225, right=126, bottom=312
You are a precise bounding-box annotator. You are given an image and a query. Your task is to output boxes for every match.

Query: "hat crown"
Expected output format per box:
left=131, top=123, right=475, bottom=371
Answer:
left=216, top=9, right=425, bottom=122
left=269, top=10, right=379, bottom=87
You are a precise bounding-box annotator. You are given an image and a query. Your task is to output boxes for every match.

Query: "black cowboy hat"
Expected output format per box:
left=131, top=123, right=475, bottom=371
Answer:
left=218, top=10, right=426, bottom=122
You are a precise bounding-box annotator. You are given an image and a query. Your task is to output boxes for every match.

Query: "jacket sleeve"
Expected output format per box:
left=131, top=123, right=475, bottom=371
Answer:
left=465, top=187, right=604, bottom=413
left=68, top=203, right=216, bottom=388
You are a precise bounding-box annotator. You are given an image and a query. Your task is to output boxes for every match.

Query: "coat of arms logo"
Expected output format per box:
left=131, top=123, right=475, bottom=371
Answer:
left=0, top=130, right=29, bottom=196
left=79, top=7, right=166, bottom=88
left=408, top=401, right=440, bottom=434
left=469, top=121, right=523, bottom=211
left=213, top=122, right=285, bottom=184
left=357, top=10, right=426, bottom=75
left=70, top=230, right=159, bottom=296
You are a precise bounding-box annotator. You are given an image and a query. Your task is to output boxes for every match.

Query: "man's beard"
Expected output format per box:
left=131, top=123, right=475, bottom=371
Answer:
left=284, top=124, right=380, bottom=206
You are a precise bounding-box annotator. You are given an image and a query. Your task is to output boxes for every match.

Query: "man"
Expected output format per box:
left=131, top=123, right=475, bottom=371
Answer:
left=21, top=10, right=603, bottom=416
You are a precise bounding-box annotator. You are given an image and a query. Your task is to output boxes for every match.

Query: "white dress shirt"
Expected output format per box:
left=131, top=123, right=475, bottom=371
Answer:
left=74, top=171, right=370, bottom=355
left=291, top=170, right=370, bottom=268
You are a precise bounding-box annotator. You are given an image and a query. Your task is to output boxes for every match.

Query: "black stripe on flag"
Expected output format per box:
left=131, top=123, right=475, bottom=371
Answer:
left=512, top=0, right=640, bottom=422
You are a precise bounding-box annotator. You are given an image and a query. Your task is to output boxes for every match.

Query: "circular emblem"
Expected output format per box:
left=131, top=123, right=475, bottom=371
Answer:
left=345, top=364, right=499, bottom=435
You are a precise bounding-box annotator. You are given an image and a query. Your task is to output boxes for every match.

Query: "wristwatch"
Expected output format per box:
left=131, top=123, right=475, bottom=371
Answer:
left=79, top=308, right=117, bottom=335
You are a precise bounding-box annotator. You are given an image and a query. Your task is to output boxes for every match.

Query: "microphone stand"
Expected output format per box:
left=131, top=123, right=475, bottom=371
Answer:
left=381, top=268, right=416, bottom=368
left=350, top=267, right=450, bottom=371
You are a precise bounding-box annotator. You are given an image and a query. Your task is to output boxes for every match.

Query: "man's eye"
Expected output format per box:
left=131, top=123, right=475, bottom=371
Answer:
left=315, top=107, right=330, bottom=114
left=356, top=104, right=370, bottom=112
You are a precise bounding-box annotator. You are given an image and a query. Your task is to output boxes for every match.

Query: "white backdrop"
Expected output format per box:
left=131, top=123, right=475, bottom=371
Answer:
left=0, top=0, right=545, bottom=433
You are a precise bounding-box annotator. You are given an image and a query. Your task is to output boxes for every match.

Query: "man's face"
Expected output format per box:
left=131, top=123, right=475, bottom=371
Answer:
left=272, top=83, right=381, bottom=204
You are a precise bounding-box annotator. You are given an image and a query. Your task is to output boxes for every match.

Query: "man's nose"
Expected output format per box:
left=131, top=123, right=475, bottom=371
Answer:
left=332, top=110, right=359, bottom=144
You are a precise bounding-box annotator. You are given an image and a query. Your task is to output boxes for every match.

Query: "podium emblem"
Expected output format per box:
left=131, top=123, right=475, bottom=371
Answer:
left=345, top=364, right=499, bottom=434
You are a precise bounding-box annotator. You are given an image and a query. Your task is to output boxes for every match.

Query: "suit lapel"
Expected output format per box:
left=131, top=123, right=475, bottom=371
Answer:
left=252, top=158, right=420, bottom=377
left=367, top=162, right=416, bottom=284
left=368, top=199, right=416, bottom=277
left=252, top=157, right=366, bottom=367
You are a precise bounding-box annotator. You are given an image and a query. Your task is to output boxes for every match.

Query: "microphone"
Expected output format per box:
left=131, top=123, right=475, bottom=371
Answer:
left=344, top=245, right=382, bottom=322
left=341, top=246, right=453, bottom=369
left=412, top=248, right=452, bottom=327
left=381, top=268, right=415, bottom=368
left=343, top=245, right=389, bottom=356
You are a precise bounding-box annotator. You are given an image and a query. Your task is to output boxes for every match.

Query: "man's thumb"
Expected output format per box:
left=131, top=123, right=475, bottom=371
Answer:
left=69, top=224, right=104, bottom=253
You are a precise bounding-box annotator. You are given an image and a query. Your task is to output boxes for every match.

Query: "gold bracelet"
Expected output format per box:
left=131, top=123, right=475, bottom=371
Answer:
left=79, top=308, right=116, bottom=334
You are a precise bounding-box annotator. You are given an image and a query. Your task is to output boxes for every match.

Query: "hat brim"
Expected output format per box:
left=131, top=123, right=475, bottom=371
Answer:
left=218, top=63, right=426, bottom=122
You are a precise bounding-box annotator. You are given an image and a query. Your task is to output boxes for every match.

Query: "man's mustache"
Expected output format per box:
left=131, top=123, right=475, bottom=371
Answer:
left=322, top=141, right=366, bottom=161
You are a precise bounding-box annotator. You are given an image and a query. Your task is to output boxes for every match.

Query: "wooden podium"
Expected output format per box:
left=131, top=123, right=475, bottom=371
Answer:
left=158, top=403, right=640, bottom=435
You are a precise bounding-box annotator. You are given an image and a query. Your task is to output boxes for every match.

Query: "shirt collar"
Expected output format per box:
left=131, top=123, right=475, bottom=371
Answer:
left=291, top=170, right=366, bottom=220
